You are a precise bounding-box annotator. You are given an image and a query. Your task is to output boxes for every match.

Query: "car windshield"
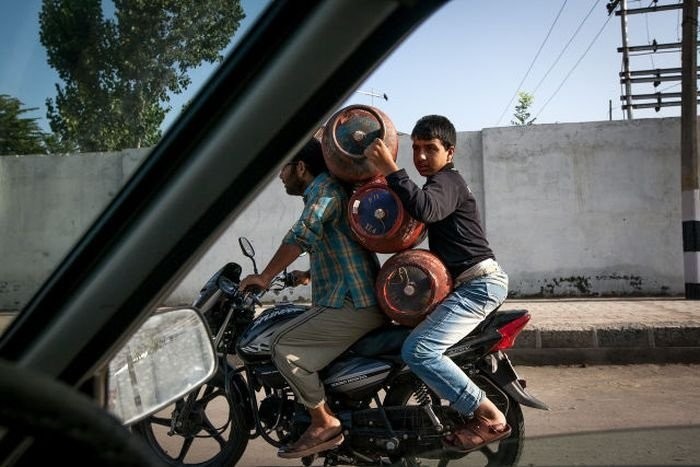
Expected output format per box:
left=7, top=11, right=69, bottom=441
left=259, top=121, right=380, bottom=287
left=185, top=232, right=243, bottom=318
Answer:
left=1, top=2, right=698, bottom=466
left=1, top=1, right=689, bottom=333
left=0, top=0, right=272, bottom=330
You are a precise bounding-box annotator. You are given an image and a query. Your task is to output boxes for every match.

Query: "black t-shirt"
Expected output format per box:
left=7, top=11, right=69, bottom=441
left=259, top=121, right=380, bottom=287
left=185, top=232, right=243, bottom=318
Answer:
left=385, top=164, right=495, bottom=279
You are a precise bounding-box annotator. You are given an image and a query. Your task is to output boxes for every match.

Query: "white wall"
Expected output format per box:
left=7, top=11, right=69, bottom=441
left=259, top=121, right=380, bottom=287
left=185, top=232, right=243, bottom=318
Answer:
left=482, top=119, right=682, bottom=296
left=0, top=149, right=145, bottom=309
left=0, top=118, right=685, bottom=310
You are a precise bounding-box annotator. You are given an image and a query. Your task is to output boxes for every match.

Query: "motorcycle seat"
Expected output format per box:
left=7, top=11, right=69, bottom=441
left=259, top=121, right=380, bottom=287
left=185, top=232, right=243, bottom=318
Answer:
left=349, top=324, right=412, bottom=358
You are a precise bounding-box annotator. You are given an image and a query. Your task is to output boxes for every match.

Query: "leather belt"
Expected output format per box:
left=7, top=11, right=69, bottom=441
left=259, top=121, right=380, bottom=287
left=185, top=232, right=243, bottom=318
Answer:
left=454, top=258, right=501, bottom=286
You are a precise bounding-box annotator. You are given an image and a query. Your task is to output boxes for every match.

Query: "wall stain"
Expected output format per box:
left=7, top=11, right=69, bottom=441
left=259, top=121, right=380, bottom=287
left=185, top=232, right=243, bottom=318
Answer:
left=595, top=273, right=643, bottom=290
left=540, top=276, right=592, bottom=295
left=509, top=274, right=672, bottom=298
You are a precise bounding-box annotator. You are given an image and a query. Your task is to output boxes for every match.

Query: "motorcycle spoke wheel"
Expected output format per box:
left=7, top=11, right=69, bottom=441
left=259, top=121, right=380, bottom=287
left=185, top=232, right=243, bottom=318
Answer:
left=131, top=381, right=248, bottom=466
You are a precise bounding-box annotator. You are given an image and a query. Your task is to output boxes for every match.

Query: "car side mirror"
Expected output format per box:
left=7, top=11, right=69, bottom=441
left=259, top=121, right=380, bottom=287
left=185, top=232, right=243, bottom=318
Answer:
left=106, top=307, right=216, bottom=425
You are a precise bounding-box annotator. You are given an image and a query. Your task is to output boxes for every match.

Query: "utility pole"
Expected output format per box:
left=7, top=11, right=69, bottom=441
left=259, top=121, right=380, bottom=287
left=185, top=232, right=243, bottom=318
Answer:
left=614, top=1, right=692, bottom=113
left=619, top=0, right=634, bottom=119
left=681, top=0, right=700, bottom=299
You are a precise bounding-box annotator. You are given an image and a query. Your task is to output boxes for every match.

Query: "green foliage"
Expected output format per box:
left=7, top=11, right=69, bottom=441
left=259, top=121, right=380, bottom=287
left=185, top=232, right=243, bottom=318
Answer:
left=511, top=91, right=536, bottom=126
left=0, top=94, right=48, bottom=155
left=39, top=0, right=245, bottom=152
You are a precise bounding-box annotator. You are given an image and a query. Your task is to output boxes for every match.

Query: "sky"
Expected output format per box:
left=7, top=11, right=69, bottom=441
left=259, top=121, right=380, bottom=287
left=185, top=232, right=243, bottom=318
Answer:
left=0, top=0, right=690, bottom=135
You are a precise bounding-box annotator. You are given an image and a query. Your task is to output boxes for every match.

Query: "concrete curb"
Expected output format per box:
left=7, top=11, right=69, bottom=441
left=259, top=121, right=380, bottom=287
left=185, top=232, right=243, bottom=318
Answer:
left=509, top=326, right=700, bottom=365
left=3, top=298, right=699, bottom=365
left=504, top=298, right=700, bottom=365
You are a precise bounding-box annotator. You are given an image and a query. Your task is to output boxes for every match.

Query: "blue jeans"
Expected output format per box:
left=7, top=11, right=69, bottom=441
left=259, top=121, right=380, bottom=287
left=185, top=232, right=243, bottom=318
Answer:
left=401, top=270, right=509, bottom=416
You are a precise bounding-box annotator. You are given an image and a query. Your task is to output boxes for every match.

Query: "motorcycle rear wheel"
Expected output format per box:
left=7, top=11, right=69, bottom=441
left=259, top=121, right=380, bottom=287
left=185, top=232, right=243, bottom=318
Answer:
left=131, top=379, right=249, bottom=466
left=384, top=374, right=524, bottom=467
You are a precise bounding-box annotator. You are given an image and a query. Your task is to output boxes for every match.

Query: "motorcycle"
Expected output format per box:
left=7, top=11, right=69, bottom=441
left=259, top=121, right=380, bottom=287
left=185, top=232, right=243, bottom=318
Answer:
left=129, top=237, right=548, bottom=467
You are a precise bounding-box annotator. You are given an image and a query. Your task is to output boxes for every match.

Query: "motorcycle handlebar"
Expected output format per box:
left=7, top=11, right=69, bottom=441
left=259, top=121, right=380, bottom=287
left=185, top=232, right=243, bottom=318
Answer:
left=283, top=272, right=296, bottom=288
left=237, top=271, right=293, bottom=306
left=241, top=289, right=263, bottom=308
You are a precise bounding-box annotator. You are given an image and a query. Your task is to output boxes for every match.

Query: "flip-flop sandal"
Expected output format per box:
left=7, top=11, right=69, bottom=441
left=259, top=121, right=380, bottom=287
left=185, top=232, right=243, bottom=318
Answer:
left=442, top=419, right=512, bottom=453
left=278, top=432, right=344, bottom=459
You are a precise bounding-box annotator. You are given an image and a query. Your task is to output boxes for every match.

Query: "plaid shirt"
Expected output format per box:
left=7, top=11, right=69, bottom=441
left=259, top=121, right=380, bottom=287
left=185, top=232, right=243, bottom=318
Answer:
left=283, top=172, right=379, bottom=308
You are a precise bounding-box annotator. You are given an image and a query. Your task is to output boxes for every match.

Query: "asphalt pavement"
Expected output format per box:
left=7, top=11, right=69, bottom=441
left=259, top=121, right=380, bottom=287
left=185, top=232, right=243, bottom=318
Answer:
left=2, top=297, right=698, bottom=365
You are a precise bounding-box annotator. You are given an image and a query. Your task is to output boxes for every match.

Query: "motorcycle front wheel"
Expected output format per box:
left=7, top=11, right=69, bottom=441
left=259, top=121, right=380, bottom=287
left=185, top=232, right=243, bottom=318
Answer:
left=384, top=373, right=525, bottom=467
left=130, top=376, right=249, bottom=466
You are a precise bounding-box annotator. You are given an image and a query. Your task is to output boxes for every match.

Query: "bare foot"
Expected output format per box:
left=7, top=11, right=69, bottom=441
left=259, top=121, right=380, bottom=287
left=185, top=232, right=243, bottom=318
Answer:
left=476, top=413, right=507, bottom=430
left=289, top=423, right=341, bottom=450
left=443, top=418, right=512, bottom=453
left=473, top=397, right=507, bottom=429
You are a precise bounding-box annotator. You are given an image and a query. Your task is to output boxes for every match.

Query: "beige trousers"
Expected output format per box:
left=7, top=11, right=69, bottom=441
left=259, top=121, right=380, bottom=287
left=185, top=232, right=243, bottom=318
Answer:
left=271, top=298, right=387, bottom=408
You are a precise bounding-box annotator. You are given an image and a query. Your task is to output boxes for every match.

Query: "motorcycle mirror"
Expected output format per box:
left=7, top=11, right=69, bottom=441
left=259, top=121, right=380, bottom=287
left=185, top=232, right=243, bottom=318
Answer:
left=106, top=307, right=216, bottom=425
left=239, top=237, right=255, bottom=258
left=238, top=237, right=258, bottom=274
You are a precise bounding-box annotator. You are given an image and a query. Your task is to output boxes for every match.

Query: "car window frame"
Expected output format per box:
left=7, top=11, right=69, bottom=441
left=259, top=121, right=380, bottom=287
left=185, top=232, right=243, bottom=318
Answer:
left=0, top=0, right=448, bottom=387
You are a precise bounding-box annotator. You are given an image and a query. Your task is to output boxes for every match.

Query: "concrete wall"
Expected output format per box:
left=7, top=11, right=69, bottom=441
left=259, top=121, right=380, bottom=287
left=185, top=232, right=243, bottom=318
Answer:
left=482, top=119, right=682, bottom=297
left=0, top=118, right=685, bottom=310
left=0, top=149, right=145, bottom=309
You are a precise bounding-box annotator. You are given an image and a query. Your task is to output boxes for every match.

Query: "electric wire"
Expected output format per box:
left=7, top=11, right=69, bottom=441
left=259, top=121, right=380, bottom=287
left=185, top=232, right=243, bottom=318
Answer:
left=535, top=13, right=615, bottom=120
left=494, top=0, right=568, bottom=126
left=659, top=82, right=681, bottom=92
left=532, top=0, right=601, bottom=96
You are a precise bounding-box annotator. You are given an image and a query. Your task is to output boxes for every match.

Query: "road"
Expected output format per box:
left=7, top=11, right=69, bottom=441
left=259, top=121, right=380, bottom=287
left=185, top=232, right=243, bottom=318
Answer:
left=236, top=364, right=700, bottom=466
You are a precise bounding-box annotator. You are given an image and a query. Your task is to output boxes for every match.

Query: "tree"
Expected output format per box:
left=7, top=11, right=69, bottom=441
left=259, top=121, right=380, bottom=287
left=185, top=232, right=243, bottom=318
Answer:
left=39, top=0, right=245, bottom=152
left=0, top=94, right=48, bottom=155
left=511, top=91, right=536, bottom=126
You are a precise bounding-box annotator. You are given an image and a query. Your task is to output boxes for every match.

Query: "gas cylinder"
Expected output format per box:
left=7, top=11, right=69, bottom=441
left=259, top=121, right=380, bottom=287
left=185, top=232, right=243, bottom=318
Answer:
left=375, top=249, right=453, bottom=327
left=348, top=176, right=426, bottom=254
left=322, top=104, right=398, bottom=184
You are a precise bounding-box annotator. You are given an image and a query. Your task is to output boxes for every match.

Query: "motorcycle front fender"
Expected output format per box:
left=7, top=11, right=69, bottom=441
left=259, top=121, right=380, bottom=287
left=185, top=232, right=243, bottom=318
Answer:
left=479, top=351, right=549, bottom=410
left=212, top=361, right=255, bottom=430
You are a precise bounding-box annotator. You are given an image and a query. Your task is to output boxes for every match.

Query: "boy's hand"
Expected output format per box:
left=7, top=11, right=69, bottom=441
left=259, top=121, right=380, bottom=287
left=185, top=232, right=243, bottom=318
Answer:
left=364, top=138, right=400, bottom=176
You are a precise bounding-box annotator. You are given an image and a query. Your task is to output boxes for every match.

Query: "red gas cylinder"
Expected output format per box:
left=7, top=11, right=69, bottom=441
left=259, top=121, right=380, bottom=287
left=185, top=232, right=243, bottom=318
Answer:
left=348, top=176, right=426, bottom=254
left=322, top=104, right=398, bottom=184
left=376, top=249, right=453, bottom=327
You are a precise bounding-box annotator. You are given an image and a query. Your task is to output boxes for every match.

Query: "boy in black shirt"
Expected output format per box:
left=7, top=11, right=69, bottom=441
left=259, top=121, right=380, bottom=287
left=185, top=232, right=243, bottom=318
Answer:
left=365, top=115, right=511, bottom=452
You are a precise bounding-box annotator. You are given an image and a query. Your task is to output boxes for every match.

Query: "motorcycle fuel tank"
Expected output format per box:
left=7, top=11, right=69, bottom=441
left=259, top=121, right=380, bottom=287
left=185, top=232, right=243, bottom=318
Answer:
left=237, top=303, right=307, bottom=361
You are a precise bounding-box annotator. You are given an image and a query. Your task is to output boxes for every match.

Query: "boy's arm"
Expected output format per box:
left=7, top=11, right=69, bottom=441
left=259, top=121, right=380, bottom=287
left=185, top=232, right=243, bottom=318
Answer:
left=388, top=171, right=457, bottom=223
left=365, top=139, right=457, bottom=222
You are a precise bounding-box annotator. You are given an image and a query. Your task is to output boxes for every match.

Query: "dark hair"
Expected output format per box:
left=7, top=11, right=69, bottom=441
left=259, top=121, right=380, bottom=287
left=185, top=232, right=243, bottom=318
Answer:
left=292, top=137, right=327, bottom=177
left=411, top=115, right=456, bottom=151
